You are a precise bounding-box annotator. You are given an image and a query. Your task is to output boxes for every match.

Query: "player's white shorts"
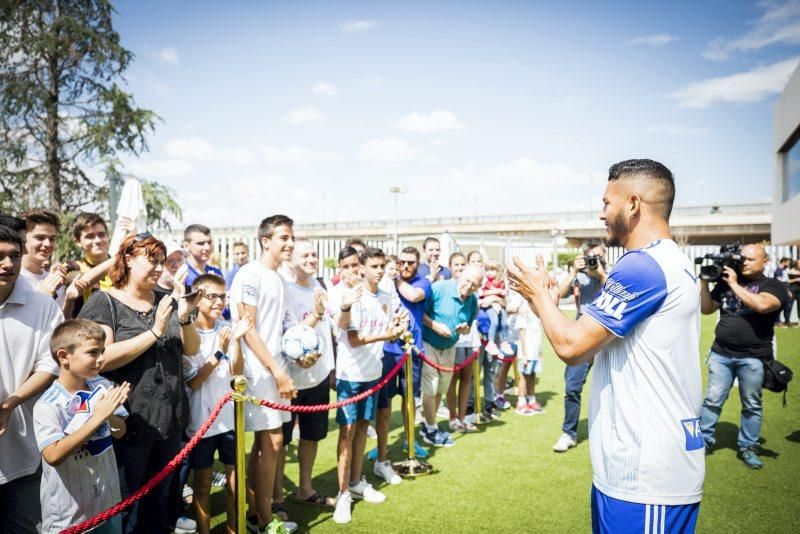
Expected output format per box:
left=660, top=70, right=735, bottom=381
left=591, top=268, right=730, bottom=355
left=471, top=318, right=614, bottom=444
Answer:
left=244, top=362, right=291, bottom=431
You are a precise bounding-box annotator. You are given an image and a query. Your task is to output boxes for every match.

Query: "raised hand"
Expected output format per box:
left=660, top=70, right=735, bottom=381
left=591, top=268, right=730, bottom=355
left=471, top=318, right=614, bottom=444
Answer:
left=218, top=326, right=232, bottom=354
left=37, top=270, right=65, bottom=296
left=152, top=295, right=175, bottom=338
left=65, top=274, right=90, bottom=302
left=313, top=288, right=327, bottom=316
left=506, top=255, right=550, bottom=312
left=341, top=284, right=363, bottom=310
left=94, top=382, right=131, bottom=421
left=232, top=314, right=254, bottom=340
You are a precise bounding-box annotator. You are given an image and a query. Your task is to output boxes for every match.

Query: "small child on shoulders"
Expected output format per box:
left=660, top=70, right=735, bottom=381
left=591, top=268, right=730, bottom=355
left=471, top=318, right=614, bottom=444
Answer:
left=479, top=259, right=511, bottom=356
left=34, top=319, right=131, bottom=534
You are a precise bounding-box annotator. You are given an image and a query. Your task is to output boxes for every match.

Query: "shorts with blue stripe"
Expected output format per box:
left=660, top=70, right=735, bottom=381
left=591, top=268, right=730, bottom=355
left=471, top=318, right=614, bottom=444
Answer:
left=591, top=485, right=699, bottom=534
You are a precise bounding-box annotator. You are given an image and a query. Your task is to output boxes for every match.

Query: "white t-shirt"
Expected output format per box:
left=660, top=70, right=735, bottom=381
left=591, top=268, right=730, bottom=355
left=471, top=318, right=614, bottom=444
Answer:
left=583, top=239, right=704, bottom=505
left=0, top=280, right=62, bottom=485
left=20, top=267, right=66, bottom=309
left=34, top=377, right=126, bottom=533
left=183, top=321, right=235, bottom=438
left=336, top=286, right=394, bottom=382
left=282, top=279, right=335, bottom=390
left=516, top=301, right=542, bottom=360
left=230, top=261, right=287, bottom=379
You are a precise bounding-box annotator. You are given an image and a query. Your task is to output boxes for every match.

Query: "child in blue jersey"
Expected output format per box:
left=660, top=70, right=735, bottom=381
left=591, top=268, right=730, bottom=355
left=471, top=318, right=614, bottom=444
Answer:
left=34, top=319, right=130, bottom=534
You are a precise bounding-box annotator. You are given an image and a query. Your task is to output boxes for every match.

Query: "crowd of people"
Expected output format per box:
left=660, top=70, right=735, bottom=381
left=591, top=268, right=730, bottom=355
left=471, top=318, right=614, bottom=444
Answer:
left=0, top=158, right=794, bottom=534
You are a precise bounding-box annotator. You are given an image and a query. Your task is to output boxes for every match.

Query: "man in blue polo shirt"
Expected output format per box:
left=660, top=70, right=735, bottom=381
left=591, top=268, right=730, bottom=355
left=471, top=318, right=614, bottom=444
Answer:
left=417, top=237, right=452, bottom=282
left=420, top=265, right=483, bottom=447
left=183, top=224, right=224, bottom=287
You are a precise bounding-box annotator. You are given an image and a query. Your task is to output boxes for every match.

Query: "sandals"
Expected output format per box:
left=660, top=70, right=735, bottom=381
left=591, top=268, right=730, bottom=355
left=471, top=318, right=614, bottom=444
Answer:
left=271, top=502, right=289, bottom=521
left=294, top=491, right=335, bottom=508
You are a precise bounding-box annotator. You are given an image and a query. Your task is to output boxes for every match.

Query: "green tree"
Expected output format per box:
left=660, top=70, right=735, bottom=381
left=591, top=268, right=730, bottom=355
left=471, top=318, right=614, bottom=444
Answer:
left=0, top=0, right=161, bottom=214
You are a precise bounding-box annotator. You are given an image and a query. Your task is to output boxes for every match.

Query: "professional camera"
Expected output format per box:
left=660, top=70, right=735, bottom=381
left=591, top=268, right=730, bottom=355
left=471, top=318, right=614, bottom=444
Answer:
left=584, top=254, right=601, bottom=271
left=694, top=243, right=743, bottom=281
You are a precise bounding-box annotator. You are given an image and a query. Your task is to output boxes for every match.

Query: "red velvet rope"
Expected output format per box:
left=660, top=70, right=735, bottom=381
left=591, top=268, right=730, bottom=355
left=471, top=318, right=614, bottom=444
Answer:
left=61, top=392, right=232, bottom=534
left=416, top=345, right=481, bottom=373
left=257, top=352, right=409, bottom=413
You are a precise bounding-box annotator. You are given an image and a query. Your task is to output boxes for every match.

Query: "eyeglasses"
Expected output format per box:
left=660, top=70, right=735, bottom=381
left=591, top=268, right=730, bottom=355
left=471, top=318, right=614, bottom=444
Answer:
left=204, top=293, right=227, bottom=302
left=399, top=260, right=417, bottom=265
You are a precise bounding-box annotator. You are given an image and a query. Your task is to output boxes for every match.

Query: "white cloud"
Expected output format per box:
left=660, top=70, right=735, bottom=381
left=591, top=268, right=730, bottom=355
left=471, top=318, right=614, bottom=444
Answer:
left=625, top=33, right=678, bottom=46
left=283, top=105, right=326, bottom=125
left=670, top=56, right=800, bottom=108
left=492, top=158, right=594, bottom=187
left=163, top=137, right=255, bottom=165
left=339, top=20, right=376, bottom=33
left=164, top=137, right=215, bottom=160
left=363, top=76, right=383, bottom=87
left=645, top=125, right=710, bottom=136
left=312, top=82, right=339, bottom=96
left=703, top=0, right=800, bottom=60
left=155, top=47, right=179, bottom=65
left=396, top=110, right=464, bottom=134
left=127, top=158, right=194, bottom=179
left=259, top=145, right=338, bottom=164
left=358, top=137, right=417, bottom=163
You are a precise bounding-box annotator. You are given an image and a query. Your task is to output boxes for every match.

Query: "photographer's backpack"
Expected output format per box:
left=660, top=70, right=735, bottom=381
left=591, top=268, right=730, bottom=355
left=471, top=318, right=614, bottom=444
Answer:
left=763, top=357, right=793, bottom=407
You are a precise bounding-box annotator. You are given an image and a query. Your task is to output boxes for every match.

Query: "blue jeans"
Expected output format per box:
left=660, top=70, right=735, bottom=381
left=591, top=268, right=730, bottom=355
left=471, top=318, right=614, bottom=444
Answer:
left=700, top=351, right=764, bottom=449
left=486, top=306, right=509, bottom=343
left=562, top=362, right=591, bottom=440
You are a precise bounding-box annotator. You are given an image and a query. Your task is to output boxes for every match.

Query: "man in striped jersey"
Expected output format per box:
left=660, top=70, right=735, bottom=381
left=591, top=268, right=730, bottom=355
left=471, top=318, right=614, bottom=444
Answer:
left=508, top=159, right=704, bottom=533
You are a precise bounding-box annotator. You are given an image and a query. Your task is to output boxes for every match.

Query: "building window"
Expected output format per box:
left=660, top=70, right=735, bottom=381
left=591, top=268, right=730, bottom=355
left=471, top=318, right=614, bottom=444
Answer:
left=786, top=136, right=800, bottom=202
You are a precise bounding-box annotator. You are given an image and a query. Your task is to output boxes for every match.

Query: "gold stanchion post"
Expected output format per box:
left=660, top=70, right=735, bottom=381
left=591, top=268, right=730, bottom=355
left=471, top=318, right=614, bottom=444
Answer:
left=394, top=333, right=432, bottom=477
left=231, top=375, right=248, bottom=533
left=472, top=346, right=491, bottom=425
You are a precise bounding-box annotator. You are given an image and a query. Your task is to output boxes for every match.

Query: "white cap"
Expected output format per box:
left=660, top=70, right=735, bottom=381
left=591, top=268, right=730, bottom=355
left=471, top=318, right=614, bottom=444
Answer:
left=163, top=239, right=188, bottom=259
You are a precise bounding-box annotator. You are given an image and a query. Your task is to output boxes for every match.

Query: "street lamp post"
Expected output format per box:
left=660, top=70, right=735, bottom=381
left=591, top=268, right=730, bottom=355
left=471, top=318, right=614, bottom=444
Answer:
left=389, top=186, right=407, bottom=253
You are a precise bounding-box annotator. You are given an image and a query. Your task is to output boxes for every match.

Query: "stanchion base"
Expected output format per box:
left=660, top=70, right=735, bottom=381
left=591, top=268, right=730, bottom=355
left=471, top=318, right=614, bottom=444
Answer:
left=394, top=458, right=433, bottom=478
left=470, top=412, right=493, bottom=425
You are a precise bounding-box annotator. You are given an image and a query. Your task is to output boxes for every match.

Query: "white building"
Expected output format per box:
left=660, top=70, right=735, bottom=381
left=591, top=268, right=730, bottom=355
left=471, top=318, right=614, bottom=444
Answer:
left=773, top=63, right=800, bottom=245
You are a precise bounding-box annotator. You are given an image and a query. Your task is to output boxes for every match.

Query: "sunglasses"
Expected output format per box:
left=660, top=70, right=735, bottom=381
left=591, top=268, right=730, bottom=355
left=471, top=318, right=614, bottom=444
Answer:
left=125, top=232, right=154, bottom=253
left=399, top=260, right=417, bottom=265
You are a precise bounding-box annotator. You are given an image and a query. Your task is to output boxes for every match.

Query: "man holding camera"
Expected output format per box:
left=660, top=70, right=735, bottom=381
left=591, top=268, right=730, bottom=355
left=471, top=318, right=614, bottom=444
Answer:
left=552, top=238, right=607, bottom=453
left=699, top=244, right=787, bottom=469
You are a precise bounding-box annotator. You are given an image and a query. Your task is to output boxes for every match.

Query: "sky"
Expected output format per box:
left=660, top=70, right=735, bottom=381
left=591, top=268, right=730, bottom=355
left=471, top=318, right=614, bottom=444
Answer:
left=112, top=0, right=800, bottom=228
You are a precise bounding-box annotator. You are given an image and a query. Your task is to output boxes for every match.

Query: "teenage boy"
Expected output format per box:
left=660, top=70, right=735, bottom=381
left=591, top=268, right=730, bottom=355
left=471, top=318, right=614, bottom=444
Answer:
left=20, top=208, right=68, bottom=309
left=0, top=225, right=62, bottom=533
left=275, top=238, right=336, bottom=509
left=417, top=237, right=452, bottom=282
left=229, top=215, right=298, bottom=534
left=183, top=224, right=224, bottom=287
left=332, top=247, right=408, bottom=525
left=34, top=320, right=131, bottom=534
left=226, top=241, right=250, bottom=290
left=185, top=274, right=252, bottom=534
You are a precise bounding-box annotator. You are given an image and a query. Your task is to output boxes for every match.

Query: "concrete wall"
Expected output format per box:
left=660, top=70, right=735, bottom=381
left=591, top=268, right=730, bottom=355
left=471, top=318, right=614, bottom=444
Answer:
left=773, top=63, right=800, bottom=245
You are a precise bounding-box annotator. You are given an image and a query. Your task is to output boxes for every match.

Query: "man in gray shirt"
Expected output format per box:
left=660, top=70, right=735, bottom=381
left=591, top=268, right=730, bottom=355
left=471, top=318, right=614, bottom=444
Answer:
left=552, top=239, right=607, bottom=452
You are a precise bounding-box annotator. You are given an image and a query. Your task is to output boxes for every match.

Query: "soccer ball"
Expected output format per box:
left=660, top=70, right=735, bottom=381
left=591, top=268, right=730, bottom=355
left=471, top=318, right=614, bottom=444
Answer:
left=282, top=324, right=321, bottom=366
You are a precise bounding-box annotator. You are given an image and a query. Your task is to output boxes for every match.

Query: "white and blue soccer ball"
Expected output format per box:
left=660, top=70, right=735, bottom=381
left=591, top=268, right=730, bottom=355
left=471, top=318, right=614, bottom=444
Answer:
left=282, top=324, right=321, bottom=365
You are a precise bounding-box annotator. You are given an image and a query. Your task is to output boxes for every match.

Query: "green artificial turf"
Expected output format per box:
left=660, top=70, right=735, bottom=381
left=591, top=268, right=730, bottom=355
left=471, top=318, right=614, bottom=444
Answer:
left=207, top=315, right=800, bottom=533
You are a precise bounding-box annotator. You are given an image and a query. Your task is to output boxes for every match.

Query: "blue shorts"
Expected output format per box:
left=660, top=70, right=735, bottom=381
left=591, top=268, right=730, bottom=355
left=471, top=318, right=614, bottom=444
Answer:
left=336, top=379, right=379, bottom=425
left=591, top=486, right=699, bottom=534
left=189, top=431, right=235, bottom=470
left=518, top=358, right=543, bottom=375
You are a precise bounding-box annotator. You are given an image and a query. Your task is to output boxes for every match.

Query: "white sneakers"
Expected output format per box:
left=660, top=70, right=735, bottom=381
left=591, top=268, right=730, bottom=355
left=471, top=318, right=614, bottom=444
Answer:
left=373, top=460, right=402, bottom=485
left=349, top=476, right=386, bottom=503
left=334, top=478, right=387, bottom=525
left=553, top=433, right=578, bottom=452
left=333, top=491, right=353, bottom=524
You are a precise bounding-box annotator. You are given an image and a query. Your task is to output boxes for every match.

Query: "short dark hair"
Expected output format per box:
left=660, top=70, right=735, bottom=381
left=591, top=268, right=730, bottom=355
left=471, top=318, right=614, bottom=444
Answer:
left=0, top=214, right=25, bottom=234
left=20, top=208, right=60, bottom=232
left=422, top=237, right=440, bottom=250
left=780, top=257, right=791, bottom=264
left=192, top=273, right=225, bottom=291
left=360, top=246, right=385, bottom=265
left=386, top=254, right=398, bottom=264
left=72, top=212, right=108, bottom=241
left=400, top=246, right=420, bottom=261
left=449, top=252, right=466, bottom=267
left=0, top=225, right=23, bottom=250
left=582, top=238, right=606, bottom=255
left=50, top=319, right=106, bottom=364
left=184, top=224, right=211, bottom=241
left=338, top=246, right=359, bottom=263
left=258, top=215, right=293, bottom=247
left=608, top=159, right=675, bottom=220
left=345, top=237, right=367, bottom=250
